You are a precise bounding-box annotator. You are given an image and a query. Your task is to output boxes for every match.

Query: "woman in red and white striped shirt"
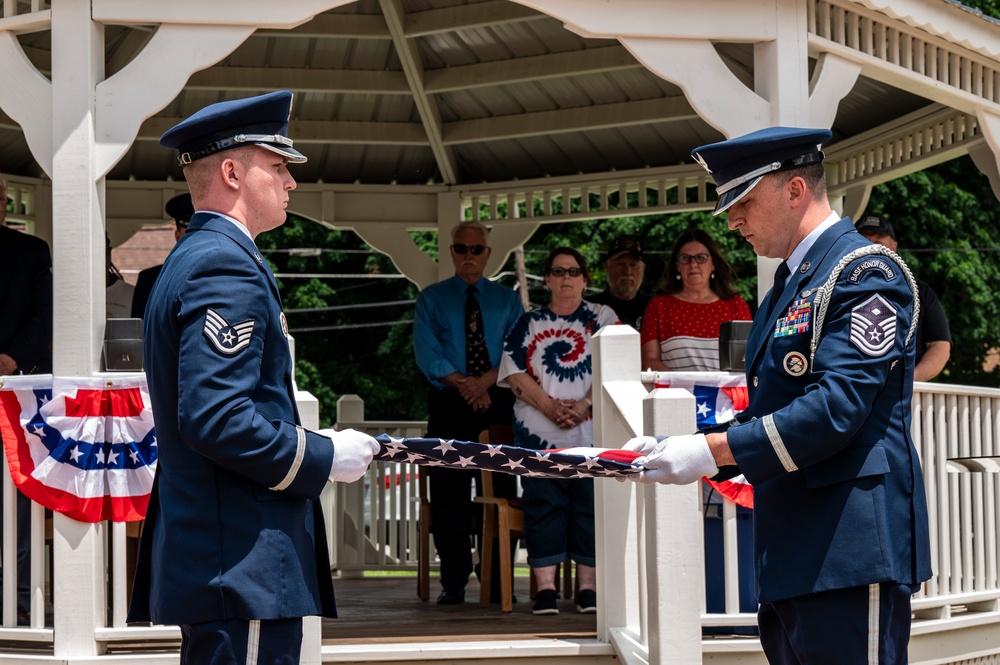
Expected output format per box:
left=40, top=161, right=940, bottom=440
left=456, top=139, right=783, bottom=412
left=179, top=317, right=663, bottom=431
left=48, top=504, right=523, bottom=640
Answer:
left=640, top=229, right=751, bottom=371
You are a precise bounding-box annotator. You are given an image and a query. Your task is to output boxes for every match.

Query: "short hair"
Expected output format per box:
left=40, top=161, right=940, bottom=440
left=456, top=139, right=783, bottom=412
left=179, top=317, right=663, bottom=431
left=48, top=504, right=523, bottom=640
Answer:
left=450, top=221, right=490, bottom=243
left=775, top=163, right=827, bottom=199
left=659, top=228, right=738, bottom=300
left=183, top=146, right=257, bottom=199
left=544, top=247, right=591, bottom=285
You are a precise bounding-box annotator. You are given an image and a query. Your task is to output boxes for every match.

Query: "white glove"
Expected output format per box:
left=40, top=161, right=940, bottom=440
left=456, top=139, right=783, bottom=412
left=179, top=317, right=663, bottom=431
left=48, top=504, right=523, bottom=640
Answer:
left=321, top=428, right=379, bottom=483
left=622, top=435, right=661, bottom=455
left=633, top=434, right=718, bottom=485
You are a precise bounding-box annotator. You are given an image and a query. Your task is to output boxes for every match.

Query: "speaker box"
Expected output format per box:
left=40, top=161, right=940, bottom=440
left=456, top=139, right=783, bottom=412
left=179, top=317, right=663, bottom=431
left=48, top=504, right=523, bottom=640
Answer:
left=103, top=318, right=144, bottom=371
left=718, top=320, right=753, bottom=371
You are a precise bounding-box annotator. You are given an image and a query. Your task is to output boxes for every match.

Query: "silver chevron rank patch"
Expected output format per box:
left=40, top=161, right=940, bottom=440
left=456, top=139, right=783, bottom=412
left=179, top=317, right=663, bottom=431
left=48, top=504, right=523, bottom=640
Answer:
left=849, top=294, right=896, bottom=357
left=203, top=308, right=255, bottom=355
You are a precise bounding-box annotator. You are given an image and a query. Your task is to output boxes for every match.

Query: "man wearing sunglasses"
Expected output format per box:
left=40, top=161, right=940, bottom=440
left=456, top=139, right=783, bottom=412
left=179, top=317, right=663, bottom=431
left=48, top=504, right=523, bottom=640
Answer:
left=414, top=221, right=525, bottom=605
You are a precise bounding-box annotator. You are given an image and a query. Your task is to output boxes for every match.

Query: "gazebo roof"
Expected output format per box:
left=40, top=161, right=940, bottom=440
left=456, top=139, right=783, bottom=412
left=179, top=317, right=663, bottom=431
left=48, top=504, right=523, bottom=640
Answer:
left=0, top=0, right=983, bottom=190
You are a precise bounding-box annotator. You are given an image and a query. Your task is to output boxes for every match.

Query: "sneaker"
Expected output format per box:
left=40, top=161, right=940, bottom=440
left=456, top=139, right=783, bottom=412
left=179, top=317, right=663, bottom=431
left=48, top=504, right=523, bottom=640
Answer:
left=576, top=589, right=597, bottom=614
left=532, top=589, right=559, bottom=615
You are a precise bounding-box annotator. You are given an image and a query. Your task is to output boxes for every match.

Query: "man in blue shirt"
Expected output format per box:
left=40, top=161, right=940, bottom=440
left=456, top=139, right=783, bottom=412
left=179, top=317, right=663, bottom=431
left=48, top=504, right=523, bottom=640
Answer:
left=414, top=221, right=524, bottom=604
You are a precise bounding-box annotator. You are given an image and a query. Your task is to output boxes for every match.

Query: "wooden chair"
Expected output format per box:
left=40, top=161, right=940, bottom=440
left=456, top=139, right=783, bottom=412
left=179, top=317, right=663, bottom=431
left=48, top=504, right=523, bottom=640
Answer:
left=417, top=471, right=431, bottom=602
left=475, top=427, right=523, bottom=612
left=473, top=425, right=574, bottom=609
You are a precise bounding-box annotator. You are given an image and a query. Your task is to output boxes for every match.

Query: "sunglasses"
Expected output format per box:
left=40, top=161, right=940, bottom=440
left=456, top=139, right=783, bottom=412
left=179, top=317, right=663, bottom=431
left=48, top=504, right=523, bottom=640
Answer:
left=548, top=267, right=583, bottom=277
left=676, top=253, right=710, bottom=265
left=451, top=243, right=486, bottom=255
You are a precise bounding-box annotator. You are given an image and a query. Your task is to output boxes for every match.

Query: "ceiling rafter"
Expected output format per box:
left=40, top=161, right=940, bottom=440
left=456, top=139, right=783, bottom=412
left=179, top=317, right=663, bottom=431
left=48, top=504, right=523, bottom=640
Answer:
left=255, top=14, right=391, bottom=40
left=379, top=0, right=458, bottom=183
left=404, top=0, right=545, bottom=38
left=442, top=97, right=698, bottom=145
left=423, top=45, right=641, bottom=93
left=133, top=96, right=696, bottom=147
left=187, top=66, right=411, bottom=94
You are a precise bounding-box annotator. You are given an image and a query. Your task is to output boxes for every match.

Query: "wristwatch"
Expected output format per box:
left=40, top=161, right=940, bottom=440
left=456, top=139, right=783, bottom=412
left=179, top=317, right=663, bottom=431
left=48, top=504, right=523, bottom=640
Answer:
left=583, top=395, right=592, bottom=411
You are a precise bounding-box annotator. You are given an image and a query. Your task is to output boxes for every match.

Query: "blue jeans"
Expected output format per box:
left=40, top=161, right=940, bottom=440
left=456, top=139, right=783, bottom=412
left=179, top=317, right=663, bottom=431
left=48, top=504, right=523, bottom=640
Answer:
left=520, top=476, right=595, bottom=567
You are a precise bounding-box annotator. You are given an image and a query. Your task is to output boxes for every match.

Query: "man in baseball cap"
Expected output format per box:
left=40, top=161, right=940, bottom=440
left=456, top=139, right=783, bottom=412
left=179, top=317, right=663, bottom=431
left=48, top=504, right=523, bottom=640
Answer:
left=586, top=235, right=648, bottom=329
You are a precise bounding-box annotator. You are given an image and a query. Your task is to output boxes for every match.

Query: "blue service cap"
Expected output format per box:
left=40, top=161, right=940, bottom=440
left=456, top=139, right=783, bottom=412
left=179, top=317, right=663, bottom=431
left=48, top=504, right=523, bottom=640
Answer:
left=692, top=126, right=832, bottom=214
left=164, top=193, right=194, bottom=227
left=160, top=90, right=306, bottom=166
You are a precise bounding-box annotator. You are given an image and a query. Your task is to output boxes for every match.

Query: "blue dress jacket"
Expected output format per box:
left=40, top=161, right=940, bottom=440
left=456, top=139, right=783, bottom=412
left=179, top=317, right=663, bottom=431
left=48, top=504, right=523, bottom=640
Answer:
left=128, top=213, right=336, bottom=625
left=725, top=218, right=932, bottom=604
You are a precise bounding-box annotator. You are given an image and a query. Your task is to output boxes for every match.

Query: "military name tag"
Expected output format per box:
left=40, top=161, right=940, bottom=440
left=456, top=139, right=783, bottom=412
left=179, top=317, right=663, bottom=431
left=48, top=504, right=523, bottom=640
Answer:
left=774, top=299, right=812, bottom=338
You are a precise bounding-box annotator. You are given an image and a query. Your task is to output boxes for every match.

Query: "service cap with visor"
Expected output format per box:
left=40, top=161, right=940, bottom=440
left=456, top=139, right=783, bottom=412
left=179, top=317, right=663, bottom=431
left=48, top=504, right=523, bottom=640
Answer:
left=692, top=126, right=832, bottom=214
left=159, top=90, right=307, bottom=166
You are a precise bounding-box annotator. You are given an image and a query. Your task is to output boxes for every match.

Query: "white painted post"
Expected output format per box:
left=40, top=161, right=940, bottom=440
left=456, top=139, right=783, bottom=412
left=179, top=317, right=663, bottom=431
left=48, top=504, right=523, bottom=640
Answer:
left=50, top=0, right=107, bottom=657
left=642, top=388, right=702, bottom=664
left=592, top=326, right=646, bottom=640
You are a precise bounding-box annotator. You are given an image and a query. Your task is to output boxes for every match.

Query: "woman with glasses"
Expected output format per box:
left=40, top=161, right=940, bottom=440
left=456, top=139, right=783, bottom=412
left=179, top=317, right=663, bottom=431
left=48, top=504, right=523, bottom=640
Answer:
left=640, top=228, right=751, bottom=371
left=498, top=247, right=618, bottom=616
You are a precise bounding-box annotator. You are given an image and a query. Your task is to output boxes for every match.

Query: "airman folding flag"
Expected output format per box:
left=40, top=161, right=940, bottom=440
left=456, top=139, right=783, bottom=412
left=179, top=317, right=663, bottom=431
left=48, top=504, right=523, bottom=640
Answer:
left=0, top=375, right=156, bottom=523
left=651, top=371, right=754, bottom=508
left=375, top=434, right=643, bottom=479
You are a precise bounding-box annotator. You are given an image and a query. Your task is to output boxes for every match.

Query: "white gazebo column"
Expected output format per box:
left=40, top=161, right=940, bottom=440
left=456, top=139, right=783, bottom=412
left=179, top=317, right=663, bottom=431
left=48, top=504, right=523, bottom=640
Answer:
left=49, top=0, right=107, bottom=657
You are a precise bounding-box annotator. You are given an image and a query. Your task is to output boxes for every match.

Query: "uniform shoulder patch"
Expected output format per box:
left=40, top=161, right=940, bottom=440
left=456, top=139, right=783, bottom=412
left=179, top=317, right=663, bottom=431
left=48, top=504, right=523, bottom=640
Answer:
left=203, top=308, right=255, bottom=355
left=848, top=258, right=896, bottom=283
left=850, top=294, right=896, bottom=356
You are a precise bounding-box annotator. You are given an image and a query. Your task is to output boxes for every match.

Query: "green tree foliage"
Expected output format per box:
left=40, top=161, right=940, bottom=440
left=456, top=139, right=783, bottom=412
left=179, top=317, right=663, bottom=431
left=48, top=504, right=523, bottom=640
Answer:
left=255, top=215, right=424, bottom=426
left=865, top=157, right=1000, bottom=386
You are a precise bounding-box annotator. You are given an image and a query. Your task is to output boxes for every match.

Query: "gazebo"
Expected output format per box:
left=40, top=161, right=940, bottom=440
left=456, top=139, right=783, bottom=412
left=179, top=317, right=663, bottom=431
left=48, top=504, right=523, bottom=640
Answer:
left=1, top=1, right=999, bottom=663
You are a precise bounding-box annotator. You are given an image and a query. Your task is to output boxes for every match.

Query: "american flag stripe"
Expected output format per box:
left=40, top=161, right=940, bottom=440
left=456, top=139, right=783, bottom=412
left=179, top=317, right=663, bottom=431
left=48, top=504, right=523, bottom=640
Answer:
left=374, top=434, right=643, bottom=479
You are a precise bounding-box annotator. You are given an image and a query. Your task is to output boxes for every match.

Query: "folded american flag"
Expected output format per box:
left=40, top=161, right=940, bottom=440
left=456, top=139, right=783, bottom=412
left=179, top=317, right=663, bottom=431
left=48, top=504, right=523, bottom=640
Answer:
left=374, top=434, right=643, bottom=479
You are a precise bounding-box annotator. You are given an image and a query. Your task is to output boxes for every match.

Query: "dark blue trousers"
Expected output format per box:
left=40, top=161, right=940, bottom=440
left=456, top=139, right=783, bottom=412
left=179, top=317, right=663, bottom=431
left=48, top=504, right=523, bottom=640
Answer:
left=758, top=582, right=915, bottom=664
left=180, top=617, right=302, bottom=665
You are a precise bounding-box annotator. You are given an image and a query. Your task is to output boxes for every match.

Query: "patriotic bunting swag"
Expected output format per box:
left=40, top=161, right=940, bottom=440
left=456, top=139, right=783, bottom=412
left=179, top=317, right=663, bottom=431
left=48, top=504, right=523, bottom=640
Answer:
left=0, top=376, right=156, bottom=523
left=652, top=371, right=754, bottom=508
left=375, top=434, right=643, bottom=479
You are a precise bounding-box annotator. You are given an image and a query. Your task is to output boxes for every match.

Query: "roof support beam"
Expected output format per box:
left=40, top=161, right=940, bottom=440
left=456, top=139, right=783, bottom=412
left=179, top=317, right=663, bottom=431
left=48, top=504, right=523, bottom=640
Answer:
left=186, top=66, right=411, bottom=94
left=379, top=0, right=458, bottom=183
left=443, top=97, right=697, bottom=145
left=256, top=14, right=391, bottom=40
left=405, top=1, right=545, bottom=38
left=424, top=45, right=640, bottom=93
left=136, top=117, right=428, bottom=146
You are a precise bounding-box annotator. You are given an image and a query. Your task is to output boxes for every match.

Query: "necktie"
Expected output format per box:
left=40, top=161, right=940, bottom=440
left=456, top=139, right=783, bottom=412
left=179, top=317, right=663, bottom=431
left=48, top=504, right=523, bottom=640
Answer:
left=465, top=285, right=490, bottom=377
left=768, top=261, right=791, bottom=318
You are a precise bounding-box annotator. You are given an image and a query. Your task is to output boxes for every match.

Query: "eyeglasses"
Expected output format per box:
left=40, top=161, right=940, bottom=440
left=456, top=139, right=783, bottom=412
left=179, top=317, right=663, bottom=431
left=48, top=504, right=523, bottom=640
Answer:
left=451, top=243, right=486, bottom=255
left=548, top=267, right=583, bottom=278
left=676, top=253, right=710, bottom=265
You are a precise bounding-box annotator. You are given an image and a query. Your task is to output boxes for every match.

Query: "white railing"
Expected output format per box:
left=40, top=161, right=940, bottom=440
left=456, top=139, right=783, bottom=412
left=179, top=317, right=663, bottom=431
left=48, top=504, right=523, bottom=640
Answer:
left=1, top=335, right=998, bottom=663
left=327, top=394, right=430, bottom=576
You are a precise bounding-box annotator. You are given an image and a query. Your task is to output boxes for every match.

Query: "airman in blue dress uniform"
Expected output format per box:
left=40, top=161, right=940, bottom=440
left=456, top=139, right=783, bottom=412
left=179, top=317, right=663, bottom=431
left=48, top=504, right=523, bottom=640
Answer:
left=127, top=91, right=380, bottom=664
left=627, top=127, right=931, bottom=664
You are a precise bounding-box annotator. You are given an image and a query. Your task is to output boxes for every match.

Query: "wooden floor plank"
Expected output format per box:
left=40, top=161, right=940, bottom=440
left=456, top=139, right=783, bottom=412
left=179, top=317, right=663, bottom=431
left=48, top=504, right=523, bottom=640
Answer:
left=322, top=575, right=596, bottom=645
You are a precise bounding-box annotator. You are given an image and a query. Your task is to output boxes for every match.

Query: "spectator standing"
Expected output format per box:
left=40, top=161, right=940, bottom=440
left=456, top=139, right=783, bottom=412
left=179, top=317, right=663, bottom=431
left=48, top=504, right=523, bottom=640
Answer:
left=0, top=175, right=52, bottom=623
left=413, top=221, right=524, bottom=605
left=586, top=235, right=648, bottom=329
left=856, top=214, right=952, bottom=381
left=127, top=91, right=379, bottom=662
left=131, top=193, right=192, bottom=318
left=629, top=127, right=931, bottom=664
left=640, top=228, right=751, bottom=371
left=499, top=248, right=618, bottom=616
